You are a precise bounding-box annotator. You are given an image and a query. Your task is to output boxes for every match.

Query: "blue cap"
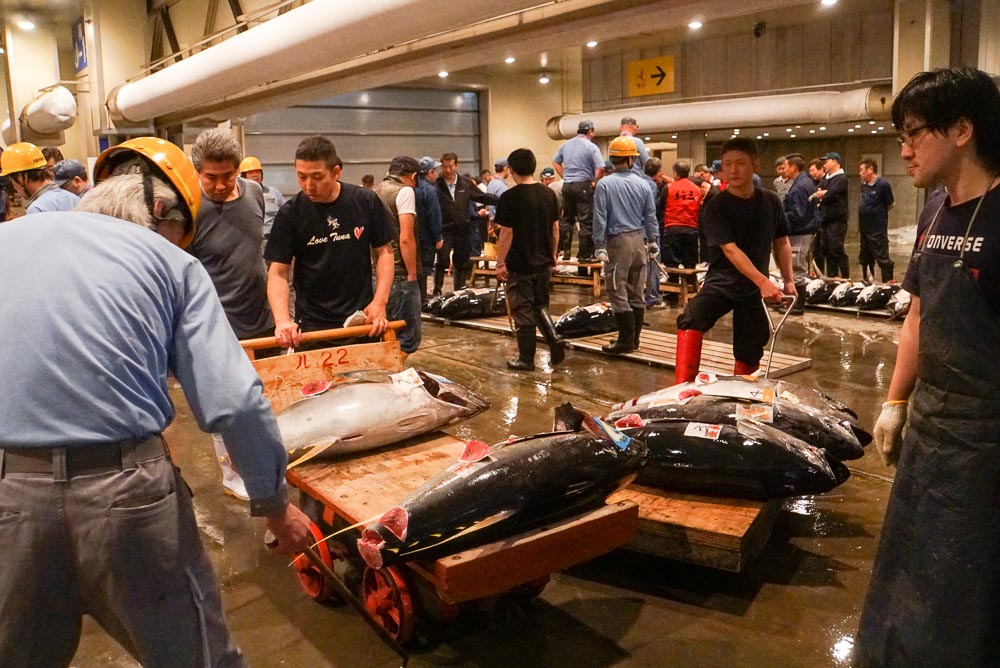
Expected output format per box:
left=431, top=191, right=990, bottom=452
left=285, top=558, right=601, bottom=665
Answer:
left=822, top=151, right=843, bottom=164
left=418, top=156, right=442, bottom=173
left=539, top=167, right=556, bottom=178
left=710, top=159, right=722, bottom=172
left=577, top=120, right=595, bottom=134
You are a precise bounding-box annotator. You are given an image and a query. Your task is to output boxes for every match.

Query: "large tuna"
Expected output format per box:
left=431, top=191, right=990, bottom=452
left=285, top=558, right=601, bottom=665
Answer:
left=429, top=287, right=507, bottom=320
left=829, top=281, right=866, bottom=306
left=805, top=278, right=836, bottom=304
left=276, top=369, right=489, bottom=464
left=611, top=413, right=848, bottom=500
left=357, top=405, right=647, bottom=569
left=609, top=373, right=871, bottom=461
left=554, top=302, right=617, bottom=338
left=856, top=283, right=899, bottom=310
left=888, top=288, right=911, bottom=319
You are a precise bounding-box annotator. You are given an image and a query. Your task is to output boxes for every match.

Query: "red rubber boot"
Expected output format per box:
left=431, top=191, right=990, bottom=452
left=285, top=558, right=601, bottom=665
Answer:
left=733, top=360, right=760, bottom=376
left=674, top=329, right=704, bottom=384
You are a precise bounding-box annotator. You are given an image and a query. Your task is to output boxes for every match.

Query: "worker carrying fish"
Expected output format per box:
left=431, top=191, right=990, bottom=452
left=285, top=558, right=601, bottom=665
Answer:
left=494, top=148, right=565, bottom=370
left=673, top=137, right=795, bottom=380
left=855, top=67, right=1000, bottom=667
left=593, top=135, right=660, bottom=355
left=0, top=138, right=312, bottom=666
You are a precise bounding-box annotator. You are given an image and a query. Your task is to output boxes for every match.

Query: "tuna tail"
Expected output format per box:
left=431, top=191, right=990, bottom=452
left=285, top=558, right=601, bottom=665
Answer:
left=553, top=402, right=585, bottom=431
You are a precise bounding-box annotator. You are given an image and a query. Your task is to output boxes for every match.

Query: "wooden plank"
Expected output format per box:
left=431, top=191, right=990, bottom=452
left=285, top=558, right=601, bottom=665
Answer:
left=252, top=341, right=404, bottom=414
left=426, top=501, right=638, bottom=604
left=421, top=314, right=812, bottom=378
left=609, top=485, right=781, bottom=572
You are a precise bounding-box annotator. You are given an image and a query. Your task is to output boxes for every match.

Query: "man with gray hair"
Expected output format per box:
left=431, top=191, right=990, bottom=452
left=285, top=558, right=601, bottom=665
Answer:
left=189, top=128, right=273, bottom=500
left=0, top=137, right=311, bottom=667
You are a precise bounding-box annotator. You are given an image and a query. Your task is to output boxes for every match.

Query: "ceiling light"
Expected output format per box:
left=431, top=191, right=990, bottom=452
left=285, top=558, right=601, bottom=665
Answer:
left=586, top=40, right=598, bottom=48
left=733, top=129, right=740, bottom=134
left=809, top=129, right=816, bottom=133
left=757, top=135, right=762, bottom=139
left=504, top=57, right=516, bottom=64
left=763, top=132, right=769, bottom=137
left=671, top=134, right=677, bottom=139
left=538, top=74, right=550, bottom=85
left=438, top=71, right=448, bottom=78
left=821, top=0, right=838, bottom=5
left=17, top=19, right=35, bottom=31
left=848, top=128, right=855, bottom=132
left=869, top=120, right=876, bottom=125
left=819, top=126, right=827, bottom=131
left=790, top=134, right=797, bottom=138
left=877, top=126, right=885, bottom=130
left=644, top=136, right=651, bottom=141
left=0, top=48, right=5, bottom=55
left=871, top=130, right=877, bottom=134
left=688, top=21, right=703, bottom=30
left=855, top=124, right=862, bottom=128
left=785, top=128, right=792, bottom=132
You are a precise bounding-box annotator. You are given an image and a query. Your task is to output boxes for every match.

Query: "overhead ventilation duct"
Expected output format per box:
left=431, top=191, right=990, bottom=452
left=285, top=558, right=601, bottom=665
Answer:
left=2, top=85, right=78, bottom=145
left=546, top=86, right=894, bottom=139
left=108, top=0, right=546, bottom=124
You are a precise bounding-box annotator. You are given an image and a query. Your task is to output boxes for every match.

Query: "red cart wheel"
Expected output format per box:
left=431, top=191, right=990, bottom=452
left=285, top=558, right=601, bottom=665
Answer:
left=293, top=523, right=339, bottom=602
left=362, top=566, right=416, bottom=644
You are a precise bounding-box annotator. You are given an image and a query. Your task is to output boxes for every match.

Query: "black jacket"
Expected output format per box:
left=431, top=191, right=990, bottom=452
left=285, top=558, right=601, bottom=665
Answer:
left=818, top=172, right=848, bottom=223
left=435, top=175, right=497, bottom=233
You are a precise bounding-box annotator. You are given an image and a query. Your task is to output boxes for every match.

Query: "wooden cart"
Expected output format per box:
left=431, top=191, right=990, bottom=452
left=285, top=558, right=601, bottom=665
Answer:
left=241, top=325, right=638, bottom=644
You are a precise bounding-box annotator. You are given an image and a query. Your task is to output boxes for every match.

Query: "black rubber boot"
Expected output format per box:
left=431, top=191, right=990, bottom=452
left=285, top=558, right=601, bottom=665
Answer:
left=602, top=312, right=635, bottom=355
left=507, top=328, right=536, bottom=370
left=632, top=307, right=645, bottom=349
left=433, top=266, right=446, bottom=296
left=791, top=284, right=806, bottom=315
left=535, top=308, right=565, bottom=366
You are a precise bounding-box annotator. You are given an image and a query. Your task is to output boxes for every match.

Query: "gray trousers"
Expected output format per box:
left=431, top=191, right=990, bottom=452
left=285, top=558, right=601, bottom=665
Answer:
left=788, top=233, right=815, bottom=285
left=604, top=230, right=647, bottom=312
left=0, top=437, right=245, bottom=667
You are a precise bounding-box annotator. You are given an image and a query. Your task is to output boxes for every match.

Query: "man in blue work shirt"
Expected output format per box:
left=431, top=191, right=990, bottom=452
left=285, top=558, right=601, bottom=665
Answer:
left=618, top=116, right=650, bottom=177
left=783, top=154, right=819, bottom=314
left=416, top=156, right=444, bottom=303
left=593, top=136, right=659, bottom=355
left=553, top=120, right=605, bottom=262
left=0, top=141, right=79, bottom=214
left=0, top=138, right=311, bottom=667
left=858, top=158, right=895, bottom=282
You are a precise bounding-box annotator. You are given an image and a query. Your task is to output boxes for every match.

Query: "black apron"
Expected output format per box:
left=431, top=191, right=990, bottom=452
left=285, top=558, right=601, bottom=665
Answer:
left=855, top=194, right=1000, bottom=666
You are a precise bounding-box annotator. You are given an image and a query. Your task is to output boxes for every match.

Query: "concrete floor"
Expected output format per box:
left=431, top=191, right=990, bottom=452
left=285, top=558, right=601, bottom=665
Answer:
left=73, top=274, right=903, bottom=668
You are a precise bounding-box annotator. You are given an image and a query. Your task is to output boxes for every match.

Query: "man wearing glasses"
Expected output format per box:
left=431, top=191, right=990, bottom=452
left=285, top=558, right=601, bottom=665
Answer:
left=856, top=67, right=1000, bottom=667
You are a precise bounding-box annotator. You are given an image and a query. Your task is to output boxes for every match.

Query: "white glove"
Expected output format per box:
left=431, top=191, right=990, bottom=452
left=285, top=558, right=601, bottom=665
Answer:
left=596, top=249, right=609, bottom=264
left=646, top=242, right=659, bottom=259
left=873, top=401, right=907, bottom=467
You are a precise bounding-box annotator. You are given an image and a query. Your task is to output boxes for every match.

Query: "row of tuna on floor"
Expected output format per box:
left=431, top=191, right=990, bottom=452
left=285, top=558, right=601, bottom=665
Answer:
left=271, top=364, right=871, bottom=570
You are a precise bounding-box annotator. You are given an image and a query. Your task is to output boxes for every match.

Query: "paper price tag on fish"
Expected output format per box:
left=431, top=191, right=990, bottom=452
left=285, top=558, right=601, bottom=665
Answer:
left=736, top=403, right=774, bottom=423
left=701, top=382, right=775, bottom=404
left=389, top=367, right=424, bottom=390
left=589, top=417, right=632, bottom=451
left=584, top=303, right=606, bottom=313
left=684, top=422, right=723, bottom=440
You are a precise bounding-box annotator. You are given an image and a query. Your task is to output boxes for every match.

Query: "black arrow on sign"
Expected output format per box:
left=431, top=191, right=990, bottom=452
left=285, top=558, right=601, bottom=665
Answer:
left=652, top=66, right=666, bottom=86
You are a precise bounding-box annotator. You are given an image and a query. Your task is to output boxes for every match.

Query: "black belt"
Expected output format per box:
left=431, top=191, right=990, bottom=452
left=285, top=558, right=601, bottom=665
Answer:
left=607, top=229, right=642, bottom=239
left=0, top=435, right=165, bottom=480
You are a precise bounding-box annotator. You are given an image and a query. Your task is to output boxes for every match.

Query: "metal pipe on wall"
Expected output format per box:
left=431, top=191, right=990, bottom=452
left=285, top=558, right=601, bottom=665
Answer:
left=107, top=0, right=547, bottom=124
left=546, top=86, right=894, bottom=139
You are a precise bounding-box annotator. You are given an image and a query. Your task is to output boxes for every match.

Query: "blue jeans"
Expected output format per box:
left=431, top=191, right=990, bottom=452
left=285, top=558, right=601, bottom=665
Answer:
left=387, top=280, right=423, bottom=353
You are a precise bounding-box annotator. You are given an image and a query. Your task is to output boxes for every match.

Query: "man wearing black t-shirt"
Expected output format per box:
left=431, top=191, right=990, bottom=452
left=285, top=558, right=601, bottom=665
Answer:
left=265, top=136, right=394, bottom=348
left=494, top=148, right=564, bottom=370
left=674, top=138, right=795, bottom=382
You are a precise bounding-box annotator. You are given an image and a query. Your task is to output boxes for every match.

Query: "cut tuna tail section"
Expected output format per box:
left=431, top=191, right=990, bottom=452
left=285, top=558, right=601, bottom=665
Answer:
left=358, top=530, right=386, bottom=570
left=378, top=507, right=409, bottom=541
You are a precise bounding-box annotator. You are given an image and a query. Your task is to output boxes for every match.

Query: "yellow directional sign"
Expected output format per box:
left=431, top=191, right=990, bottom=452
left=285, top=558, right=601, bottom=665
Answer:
left=627, top=55, right=675, bottom=97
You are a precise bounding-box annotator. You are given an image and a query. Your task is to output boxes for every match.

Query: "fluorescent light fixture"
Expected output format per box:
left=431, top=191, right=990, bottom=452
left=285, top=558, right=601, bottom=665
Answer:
left=17, top=19, right=35, bottom=30
left=504, top=56, right=516, bottom=64
left=688, top=21, right=703, bottom=30
left=586, top=40, right=598, bottom=48
left=438, top=71, right=448, bottom=78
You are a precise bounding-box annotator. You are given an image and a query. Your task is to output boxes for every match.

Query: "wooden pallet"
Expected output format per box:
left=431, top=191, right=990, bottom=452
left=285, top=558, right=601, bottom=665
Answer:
left=470, top=256, right=604, bottom=297
left=608, top=485, right=781, bottom=572
left=420, top=314, right=811, bottom=378
left=286, top=433, right=638, bottom=604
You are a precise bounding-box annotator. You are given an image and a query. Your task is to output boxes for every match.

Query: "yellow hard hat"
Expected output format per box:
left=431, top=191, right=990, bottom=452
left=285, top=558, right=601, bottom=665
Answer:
left=239, top=156, right=263, bottom=173
left=608, top=136, right=639, bottom=158
left=94, top=137, right=201, bottom=248
left=0, top=142, right=47, bottom=176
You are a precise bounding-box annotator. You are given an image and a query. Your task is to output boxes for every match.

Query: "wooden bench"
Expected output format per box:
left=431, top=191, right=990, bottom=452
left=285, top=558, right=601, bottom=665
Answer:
left=658, top=266, right=701, bottom=307
left=470, top=256, right=604, bottom=297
